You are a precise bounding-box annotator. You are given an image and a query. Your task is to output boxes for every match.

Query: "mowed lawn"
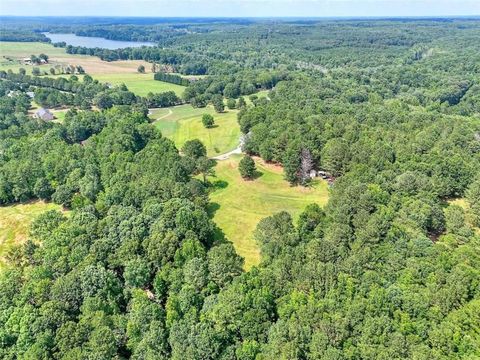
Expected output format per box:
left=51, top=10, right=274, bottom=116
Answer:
left=0, top=201, right=62, bottom=269
left=208, top=155, right=330, bottom=269
left=0, top=42, right=184, bottom=97
left=150, top=105, right=240, bottom=156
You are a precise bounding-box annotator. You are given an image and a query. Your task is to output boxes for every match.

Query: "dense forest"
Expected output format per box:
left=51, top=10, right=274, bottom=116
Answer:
left=1, top=17, right=480, bottom=359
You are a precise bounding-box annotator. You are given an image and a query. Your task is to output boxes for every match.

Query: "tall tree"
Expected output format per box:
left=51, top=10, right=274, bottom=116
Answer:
left=299, top=148, right=314, bottom=185
left=239, top=155, right=256, bottom=180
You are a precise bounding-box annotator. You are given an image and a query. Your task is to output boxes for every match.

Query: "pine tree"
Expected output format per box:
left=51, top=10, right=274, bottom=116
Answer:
left=239, top=155, right=256, bottom=179
left=299, top=148, right=314, bottom=185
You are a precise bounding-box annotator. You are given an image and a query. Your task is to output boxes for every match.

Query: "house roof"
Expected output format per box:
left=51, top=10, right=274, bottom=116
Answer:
left=36, top=108, right=53, bottom=118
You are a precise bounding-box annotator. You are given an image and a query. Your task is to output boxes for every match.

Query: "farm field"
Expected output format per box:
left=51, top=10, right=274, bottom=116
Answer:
left=150, top=104, right=240, bottom=156
left=208, top=155, right=330, bottom=269
left=0, top=41, right=150, bottom=75
left=0, top=42, right=184, bottom=96
left=0, top=201, right=63, bottom=269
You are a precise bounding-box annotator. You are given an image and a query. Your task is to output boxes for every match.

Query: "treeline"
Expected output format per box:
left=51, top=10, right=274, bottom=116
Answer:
left=145, top=91, right=181, bottom=108
left=0, top=30, right=50, bottom=42
left=62, top=43, right=189, bottom=67
left=1, top=70, right=180, bottom=110
left=62, top=43, right=209, bottom=75
left=154, top=72, right=190, bottom=86
left=183, top=69, right=288, bottom=107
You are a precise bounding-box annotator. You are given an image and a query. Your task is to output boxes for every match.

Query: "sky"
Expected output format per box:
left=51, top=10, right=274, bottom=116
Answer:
left=0, top=0, right=479, bottom=18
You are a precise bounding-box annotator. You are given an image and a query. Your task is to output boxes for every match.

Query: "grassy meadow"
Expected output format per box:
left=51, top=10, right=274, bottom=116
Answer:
left=92, top=73, right=185, bottom=97
left=0, top=201, right=62, bottom=269
left=150, top=105, right=240, bottom=156
left=208, top=155, right=330, bottom=269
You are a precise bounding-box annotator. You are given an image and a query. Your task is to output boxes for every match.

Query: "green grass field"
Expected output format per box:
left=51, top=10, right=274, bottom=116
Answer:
left=0, top=41, right=69, bottom=58
left=0, top=201, right=62, bottom=269
left=208, top=155, right=330, bottom=269
left=92, top=73, right=185, bottom=97
left=1, top=41, right=184, bottom=97
left=150, top=105, right=240, bottom=156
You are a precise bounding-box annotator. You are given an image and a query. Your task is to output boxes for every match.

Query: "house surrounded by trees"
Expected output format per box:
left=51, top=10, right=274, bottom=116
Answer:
left=34, top=108, right=54, bottom=121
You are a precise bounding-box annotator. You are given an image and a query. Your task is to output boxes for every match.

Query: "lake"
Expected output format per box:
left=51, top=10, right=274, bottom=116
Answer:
left=43, top=32, right=155, bottom=50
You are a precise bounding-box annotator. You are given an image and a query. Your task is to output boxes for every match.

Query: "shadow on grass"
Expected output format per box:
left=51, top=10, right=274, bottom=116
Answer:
left=206, top=203, right=230, bottom=246
left=211, top=179, right=229, bottom=190
left=243, top=171, right=263, bottom=181
left=206, top=202, right=221, bottom=218
left=252, top=170, right=263, bottom=180
left=212, top=224, right=229, bottom=245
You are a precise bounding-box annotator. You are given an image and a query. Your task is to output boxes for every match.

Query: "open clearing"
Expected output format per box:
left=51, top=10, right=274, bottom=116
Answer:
left=208, top=155, right=330, bottom=269
left=92, top=73, right=185, bottom=97
left=0, top=201, right=62, bottom=268
left=0, top=42, right=185, bottom=96
left=150, top=104, right=240, bottom=156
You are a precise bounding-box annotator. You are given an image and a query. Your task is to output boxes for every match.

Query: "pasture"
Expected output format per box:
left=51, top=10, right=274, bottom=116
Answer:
left=150, top=105, right=240, bottom=156
left=0, top=42, right=184, bottom=96
left=93, top=73, right=185, bottom=97
left=208, top=155, right=330, bottom=269
left=0, top=201, right=62, bottom=269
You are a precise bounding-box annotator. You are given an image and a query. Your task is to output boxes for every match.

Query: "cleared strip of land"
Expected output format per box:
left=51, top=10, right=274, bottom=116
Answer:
left=208, top=155, right=329, bottom=269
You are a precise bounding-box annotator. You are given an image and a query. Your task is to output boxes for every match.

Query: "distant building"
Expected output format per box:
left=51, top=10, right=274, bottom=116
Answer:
left=26, top=91, right=35, bottom=99
left=317, top=171, right=329, bottom=179
left=34, top=108, right=54, bottom=121
left=22, top=58, right=32, bottom=65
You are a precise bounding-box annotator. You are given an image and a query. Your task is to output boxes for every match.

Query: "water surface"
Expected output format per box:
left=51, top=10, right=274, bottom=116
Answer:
left=43, top=32, right=155, bottom=49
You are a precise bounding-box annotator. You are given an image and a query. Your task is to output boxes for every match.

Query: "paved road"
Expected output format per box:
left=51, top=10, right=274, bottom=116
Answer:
left=149, top=108, right=173, bottom=122
left=211, top=134, right=246, bottom=160
left=211, top=146, right=242, bottom=160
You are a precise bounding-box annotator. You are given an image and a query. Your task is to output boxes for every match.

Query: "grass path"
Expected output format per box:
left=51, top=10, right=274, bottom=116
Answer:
left=208, top=155, right=330, bottom=269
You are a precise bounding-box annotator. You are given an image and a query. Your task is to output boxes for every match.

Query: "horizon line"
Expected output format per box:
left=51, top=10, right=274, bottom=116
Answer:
left=1, top=14, right=480, bottom=19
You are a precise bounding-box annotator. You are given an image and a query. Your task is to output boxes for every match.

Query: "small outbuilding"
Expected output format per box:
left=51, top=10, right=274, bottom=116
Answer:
left=34, top=108, right=54, bottom=121
left=317, top=171, right=329, bottom=179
